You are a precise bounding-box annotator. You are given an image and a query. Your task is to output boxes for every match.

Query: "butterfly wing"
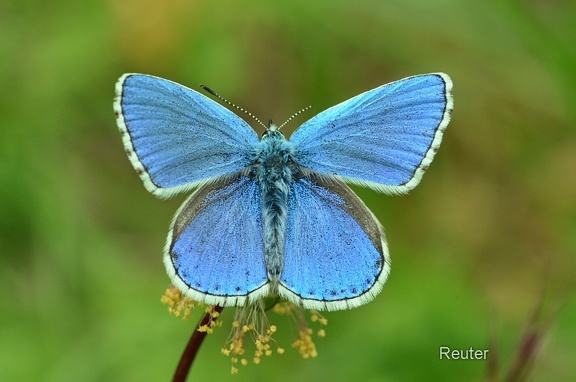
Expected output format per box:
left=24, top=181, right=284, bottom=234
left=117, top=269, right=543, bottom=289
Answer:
left=164, top=173, right=269, bottom=307
left=290, top=73, right=453, bottom=194
left=115, top=74, right=259, bottom=198
left=278, top=172, right=390, bottom=311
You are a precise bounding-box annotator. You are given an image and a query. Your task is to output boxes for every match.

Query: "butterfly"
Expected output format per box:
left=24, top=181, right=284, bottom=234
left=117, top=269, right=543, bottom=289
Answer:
left=114, top=73, right=453, bottom=311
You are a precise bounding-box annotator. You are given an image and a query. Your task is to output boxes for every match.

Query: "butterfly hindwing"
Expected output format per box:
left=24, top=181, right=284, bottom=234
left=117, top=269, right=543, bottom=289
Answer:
left=115, top=74, right=259, bottom=198
left=290, top=73, right=453, bottom=194
left=278, top=172, right=390, bottom=311
left=164, top=173, right=270, bottom=307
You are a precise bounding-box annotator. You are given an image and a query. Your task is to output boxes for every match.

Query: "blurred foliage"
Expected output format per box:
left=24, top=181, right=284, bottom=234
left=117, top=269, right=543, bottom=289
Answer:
left=1, top=0, right=575, bottom=381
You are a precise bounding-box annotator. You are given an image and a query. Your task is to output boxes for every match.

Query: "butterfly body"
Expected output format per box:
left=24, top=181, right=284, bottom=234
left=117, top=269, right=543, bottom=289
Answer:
left=115, top=73, right=453, bottom=311
left=251, top=127, right=296, bottom=283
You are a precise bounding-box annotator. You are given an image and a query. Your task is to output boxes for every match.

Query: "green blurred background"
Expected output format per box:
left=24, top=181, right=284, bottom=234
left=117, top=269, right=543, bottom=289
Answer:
left=1, top=0, right=575, bottom=381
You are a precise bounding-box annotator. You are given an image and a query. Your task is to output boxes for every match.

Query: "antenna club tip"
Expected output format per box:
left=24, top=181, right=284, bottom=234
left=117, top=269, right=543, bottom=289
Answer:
left=200, top=85, right=217, bottom=96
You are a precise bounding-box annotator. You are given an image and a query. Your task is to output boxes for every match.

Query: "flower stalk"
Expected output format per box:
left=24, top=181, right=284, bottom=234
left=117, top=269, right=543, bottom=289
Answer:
left=173, top=305, right=225, bottom=382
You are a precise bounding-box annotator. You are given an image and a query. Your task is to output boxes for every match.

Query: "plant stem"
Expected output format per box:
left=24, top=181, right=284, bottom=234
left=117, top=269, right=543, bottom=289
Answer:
left=173, top=305, right=225, bottom=382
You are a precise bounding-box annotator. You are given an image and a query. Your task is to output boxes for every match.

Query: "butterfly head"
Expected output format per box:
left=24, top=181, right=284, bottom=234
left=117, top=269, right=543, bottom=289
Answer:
left=261, top=104, right=312, bottom=138
left=260, top=127, right=287, bottom=149
left=267, top=122, right=280, bottom=132
left=262, top=122, right=284, bottom=138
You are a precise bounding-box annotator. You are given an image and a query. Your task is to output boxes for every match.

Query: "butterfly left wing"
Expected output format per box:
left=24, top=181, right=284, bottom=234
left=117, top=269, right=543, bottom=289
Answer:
left=278, top=172, right=390, bottom=311
left=290, top=73, right=453, bottom=194
left=115, top=74, right=259, bottom=198
left=164, top=173, right=270, bottom=307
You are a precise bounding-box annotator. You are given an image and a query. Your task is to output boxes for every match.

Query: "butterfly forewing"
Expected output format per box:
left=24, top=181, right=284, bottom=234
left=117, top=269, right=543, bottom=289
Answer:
left=290, top=73, right=453, bottom=194
left=115, top=74, right=259, bottom=198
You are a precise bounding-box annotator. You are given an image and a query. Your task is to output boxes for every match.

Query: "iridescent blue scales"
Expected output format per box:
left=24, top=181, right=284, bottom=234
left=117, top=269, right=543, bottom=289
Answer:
left=114, top=73, right=453, bottom=311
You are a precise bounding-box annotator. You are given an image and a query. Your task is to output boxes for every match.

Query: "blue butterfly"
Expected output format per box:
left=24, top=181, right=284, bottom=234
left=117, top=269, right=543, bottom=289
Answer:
left=114, top=73, right=453, bottom=311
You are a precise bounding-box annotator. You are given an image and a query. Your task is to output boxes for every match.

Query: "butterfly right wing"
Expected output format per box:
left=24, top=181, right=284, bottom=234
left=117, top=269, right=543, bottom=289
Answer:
left=115, top=74, right=259, bottom=198
left=164, top=173, right=270, bottom=307
left=290, top=73, right=452, bottom=195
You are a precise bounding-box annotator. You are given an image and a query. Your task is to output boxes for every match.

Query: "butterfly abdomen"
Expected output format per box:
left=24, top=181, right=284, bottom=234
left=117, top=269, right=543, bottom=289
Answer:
left=253, top=130, right=296, bottom=284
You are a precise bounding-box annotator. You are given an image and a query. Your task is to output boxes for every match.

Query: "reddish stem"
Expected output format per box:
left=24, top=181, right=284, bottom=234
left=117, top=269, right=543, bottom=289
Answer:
left=173, top=306, right=225, bottom=382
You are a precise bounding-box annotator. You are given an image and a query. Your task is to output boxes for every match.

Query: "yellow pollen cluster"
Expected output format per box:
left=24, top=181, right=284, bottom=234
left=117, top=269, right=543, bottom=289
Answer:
left=161, top=292, right=329, bottom=373
left=272, top=301, right=295, bottom=315
left=275, top=304, right=328, bottom=359
left=308, top=311, right=328, bottom=339
left=197, top=305, right=223, bottom=333
left=310, top=311, right=328, bottom=326
left=160, top=285, right=202, bottom=320
left=292, top=328, right=318, bottom=358
left=221, top=313, right=284, bottom=374
left=220, top=322, right=244, bottom=358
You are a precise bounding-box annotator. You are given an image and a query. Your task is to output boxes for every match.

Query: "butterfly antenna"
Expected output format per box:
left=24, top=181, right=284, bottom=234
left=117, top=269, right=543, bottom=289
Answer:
left=201, top=85, right=266, bottom=129
left=278, top=105, right=312, bottom=130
